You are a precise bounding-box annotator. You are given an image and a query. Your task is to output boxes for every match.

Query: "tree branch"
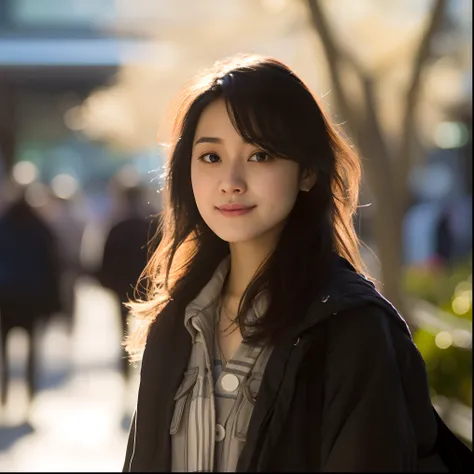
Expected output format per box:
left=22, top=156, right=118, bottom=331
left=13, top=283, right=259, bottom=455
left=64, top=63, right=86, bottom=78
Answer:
left=304, top=0, right=357, bottom=128
left=304, top=0, right=393, bottom=214
left=396, top=0, right=448, bottom=201
left=357, top=75, right=396, bottom=200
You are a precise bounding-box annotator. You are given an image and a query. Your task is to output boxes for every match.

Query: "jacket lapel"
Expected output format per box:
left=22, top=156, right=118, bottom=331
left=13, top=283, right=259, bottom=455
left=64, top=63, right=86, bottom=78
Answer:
left=131, top=301, right=192, bottom=471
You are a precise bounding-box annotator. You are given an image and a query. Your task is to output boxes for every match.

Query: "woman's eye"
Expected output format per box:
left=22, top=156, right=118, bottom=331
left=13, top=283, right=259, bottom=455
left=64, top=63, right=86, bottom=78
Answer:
left=200, top=153, right=220, bottom=163
left=249, top=151, right=272, bottom=162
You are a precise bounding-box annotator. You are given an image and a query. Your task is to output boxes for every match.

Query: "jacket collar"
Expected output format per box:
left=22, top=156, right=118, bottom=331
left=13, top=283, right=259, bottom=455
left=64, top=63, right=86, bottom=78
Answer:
left=292, top=254, right=411, bottom=339
left=184, top=252, right=411, bottom=342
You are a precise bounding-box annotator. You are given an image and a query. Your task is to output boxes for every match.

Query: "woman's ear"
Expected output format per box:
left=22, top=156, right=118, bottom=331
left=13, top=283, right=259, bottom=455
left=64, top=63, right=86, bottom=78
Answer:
left=299, top=169, right=317, bottom=192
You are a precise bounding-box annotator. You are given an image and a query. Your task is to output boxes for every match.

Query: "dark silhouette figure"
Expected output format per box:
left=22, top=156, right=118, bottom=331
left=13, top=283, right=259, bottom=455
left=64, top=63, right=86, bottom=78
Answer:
left=435, top=209, right=453, bottom=264
left=98, top=185, right=160, bottom=380
left=0, top=192, right=62, bottom=408
left=43, top=191, right=86, bottom=335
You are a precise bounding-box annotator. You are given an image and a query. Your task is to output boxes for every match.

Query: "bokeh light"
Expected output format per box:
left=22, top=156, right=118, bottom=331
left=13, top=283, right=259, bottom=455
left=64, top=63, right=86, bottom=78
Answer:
left=51, top=173, right=79, bottom=200
left=12, top=161, right=38, bottom=186
left=435, top=331, right=454, bottom=350
left=434, top=121, right=470, bottom=149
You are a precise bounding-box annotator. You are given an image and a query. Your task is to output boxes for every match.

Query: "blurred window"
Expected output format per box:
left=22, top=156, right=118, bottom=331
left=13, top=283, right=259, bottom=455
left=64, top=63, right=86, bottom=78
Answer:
left=11, top=0, right=117, bottom=27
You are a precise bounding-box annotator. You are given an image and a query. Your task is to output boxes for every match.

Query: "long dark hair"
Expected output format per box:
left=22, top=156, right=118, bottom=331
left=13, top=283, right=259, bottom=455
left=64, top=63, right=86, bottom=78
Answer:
left=125, top=54, right=368, bottom=360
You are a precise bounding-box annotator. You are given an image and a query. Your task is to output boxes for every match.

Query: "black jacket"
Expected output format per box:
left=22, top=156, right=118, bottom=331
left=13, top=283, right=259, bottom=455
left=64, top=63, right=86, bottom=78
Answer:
left=123, top=256, right=450, bottom=472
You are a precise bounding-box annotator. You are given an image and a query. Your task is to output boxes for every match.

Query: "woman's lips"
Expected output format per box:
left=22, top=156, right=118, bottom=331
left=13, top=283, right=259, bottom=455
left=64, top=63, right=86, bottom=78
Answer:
left=216, top=205, right=256, bottom=217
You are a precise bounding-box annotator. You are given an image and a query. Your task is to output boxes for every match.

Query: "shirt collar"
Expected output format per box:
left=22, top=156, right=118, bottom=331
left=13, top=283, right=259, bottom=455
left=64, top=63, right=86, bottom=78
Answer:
left=184, top=256, right=269, bottom=338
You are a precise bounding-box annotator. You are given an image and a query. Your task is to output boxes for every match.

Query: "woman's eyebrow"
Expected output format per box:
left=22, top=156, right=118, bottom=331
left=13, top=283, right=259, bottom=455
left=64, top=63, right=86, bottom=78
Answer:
left=194, top=136, right=223, bottom=145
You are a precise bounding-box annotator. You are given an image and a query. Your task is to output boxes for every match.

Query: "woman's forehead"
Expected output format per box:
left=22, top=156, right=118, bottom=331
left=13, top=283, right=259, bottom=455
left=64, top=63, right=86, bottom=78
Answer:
left=194, top=100, right=245, bottom=142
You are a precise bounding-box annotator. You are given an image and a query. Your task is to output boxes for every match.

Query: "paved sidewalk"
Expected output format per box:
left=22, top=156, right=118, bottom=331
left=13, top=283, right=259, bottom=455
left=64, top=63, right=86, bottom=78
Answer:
left=0, top=278, right=140, bottom=472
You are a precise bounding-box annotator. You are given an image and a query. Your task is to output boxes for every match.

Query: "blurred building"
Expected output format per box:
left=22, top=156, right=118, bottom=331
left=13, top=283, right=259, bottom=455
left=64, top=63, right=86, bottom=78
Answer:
left=0, top=0, right=166, bottom=187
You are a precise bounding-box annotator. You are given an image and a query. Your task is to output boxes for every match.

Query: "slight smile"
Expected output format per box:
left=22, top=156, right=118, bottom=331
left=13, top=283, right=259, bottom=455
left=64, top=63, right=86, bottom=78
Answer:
left=216, top=204, right=256, bottom=217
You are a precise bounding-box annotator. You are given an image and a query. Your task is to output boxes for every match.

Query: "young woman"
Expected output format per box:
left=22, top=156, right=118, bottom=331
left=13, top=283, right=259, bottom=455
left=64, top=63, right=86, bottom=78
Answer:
left=122, top=54, right=458, bottom=472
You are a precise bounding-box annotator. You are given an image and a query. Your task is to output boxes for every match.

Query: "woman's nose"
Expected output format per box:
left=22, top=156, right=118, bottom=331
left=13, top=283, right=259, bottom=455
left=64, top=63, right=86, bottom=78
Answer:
left=219, top=165, right=247, bottom=194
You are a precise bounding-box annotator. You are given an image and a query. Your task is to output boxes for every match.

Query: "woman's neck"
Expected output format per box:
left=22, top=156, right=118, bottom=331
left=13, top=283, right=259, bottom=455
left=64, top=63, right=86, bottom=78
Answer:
left=223, top=227, right=282, bottom=302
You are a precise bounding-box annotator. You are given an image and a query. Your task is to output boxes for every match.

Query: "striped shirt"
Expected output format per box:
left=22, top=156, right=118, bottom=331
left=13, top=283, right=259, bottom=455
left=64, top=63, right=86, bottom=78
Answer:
left=170, top=257, right=273, bottom=472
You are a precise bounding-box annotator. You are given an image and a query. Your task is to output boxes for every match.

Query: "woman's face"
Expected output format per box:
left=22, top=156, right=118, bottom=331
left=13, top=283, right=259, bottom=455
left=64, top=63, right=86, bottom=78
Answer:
left=190, top=98, right=313, bottom=244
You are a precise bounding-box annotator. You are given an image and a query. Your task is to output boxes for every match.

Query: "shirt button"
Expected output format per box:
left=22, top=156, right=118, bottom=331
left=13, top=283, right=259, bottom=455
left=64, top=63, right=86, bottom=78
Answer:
left=216, top=423, right=226, bottom=442
left=221, top=373, right=240, bottom=392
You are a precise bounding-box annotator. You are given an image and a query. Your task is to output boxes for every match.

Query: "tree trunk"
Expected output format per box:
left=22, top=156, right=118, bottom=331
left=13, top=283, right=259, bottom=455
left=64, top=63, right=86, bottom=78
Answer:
left=303, top=0, right=448, bottom=327
left=370, top=190, right=409, bottom=321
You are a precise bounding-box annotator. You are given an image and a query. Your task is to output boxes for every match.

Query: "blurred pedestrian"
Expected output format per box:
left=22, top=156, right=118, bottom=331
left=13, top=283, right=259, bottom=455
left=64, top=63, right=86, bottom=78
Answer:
left=122, top=55, right=471, bottom=472
left=41, top=182, right=86, bottom=335
left=435, top=207, right=454, bottom=264
left=97, top=179, right=160, bottom=382
left=0, top=184, right=62, bottom=411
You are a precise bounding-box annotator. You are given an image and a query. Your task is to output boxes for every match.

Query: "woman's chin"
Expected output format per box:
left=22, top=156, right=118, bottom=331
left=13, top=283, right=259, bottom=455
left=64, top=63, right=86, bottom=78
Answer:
left=211, top=225, right=283, bottom=246
left=212, top=229, right=265, bottom=245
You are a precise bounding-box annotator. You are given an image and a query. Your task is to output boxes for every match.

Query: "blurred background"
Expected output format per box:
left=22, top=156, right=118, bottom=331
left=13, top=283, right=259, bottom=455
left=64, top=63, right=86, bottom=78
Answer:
left=0, top=0, right=471, bottom=471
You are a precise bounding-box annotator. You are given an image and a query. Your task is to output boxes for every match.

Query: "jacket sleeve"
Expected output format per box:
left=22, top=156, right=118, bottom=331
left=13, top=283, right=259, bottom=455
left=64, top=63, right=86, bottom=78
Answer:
left=321, top=305, right=418, bottom=472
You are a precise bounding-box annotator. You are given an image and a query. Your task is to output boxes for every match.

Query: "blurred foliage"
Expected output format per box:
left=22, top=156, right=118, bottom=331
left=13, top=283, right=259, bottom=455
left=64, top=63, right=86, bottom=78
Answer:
left=417, top=327, right=472, bottom=407
left=404, top=256, right=472, bottom=318
left=403, top=255, right=472, bottom=407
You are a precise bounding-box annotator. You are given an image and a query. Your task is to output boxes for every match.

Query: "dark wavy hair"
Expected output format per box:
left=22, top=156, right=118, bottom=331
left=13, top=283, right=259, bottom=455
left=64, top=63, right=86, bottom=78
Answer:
left=125, top=53, right=368, bottom=360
